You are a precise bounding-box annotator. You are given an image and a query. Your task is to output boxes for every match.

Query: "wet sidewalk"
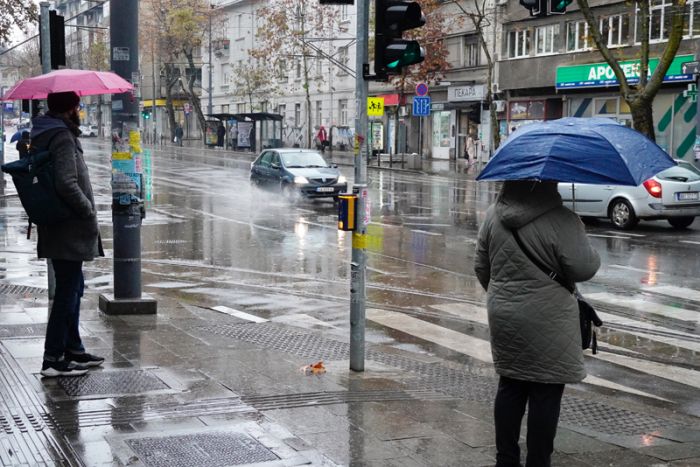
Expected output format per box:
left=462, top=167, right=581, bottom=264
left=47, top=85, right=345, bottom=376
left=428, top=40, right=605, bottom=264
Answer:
left=1, top=281, right=700, bottom=466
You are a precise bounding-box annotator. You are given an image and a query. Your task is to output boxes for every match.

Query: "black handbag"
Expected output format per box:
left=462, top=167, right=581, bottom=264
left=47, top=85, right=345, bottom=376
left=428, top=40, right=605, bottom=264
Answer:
left=511, top=229, right=603, bottom=353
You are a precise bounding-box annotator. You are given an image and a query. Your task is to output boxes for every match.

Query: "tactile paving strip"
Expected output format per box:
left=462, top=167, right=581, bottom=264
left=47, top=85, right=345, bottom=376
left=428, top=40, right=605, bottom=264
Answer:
left=58, top=370, right=168, bottom=397
left=125, top=432, right=279, bottom=467
left=0, top=284, right=47, bottom=296
left=0, top=323, right=47, bottom=338
left=197, top=322, right=692, bottom=436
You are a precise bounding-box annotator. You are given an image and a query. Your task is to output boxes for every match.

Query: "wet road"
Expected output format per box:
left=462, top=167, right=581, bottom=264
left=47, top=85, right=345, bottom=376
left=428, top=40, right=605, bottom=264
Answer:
left=3, top=139, right=700, bottom=420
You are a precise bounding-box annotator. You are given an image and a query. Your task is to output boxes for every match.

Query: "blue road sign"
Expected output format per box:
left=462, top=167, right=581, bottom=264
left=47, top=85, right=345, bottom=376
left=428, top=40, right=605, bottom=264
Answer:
left=413, top=96, right=431, bottom=116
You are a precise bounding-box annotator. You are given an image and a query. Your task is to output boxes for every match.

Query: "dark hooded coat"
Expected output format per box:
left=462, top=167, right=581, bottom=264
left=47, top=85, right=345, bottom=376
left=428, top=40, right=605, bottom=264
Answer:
left=30, top=113, right=102, bottom=261
left=474, top=181, right=600, bottom=384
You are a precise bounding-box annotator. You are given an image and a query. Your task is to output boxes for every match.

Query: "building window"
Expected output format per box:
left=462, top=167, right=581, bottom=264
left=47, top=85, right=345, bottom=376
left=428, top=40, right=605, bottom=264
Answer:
left=337, top=46, right=349, bottom=75
left=602, top=14, right=629, bottom=46
left=315, top=100, right=323, bottom=126
left=686, top=0, right=700, bottom=36
left=636, top=0, right=673, bottom=42
left=339, top=99, right=348, bottom=125
left=339, top=4, right=349, bottom=21
left=277, top=59, right=288, bottom=80
left=507, top=29, right=529, bottom=58
left=222, top=104, right=229, bottom=113
left=295, top=60, right=302, bottom=79
left=316, top=54, right=323, bottom=77
left=278, top=104, right=286, bottom=120
left=535, top=24, right=559, bottom=55
left=566, top=20, right=588, bottom=51
left=294, top=103, right=301, bottom=126
left=237, top=103, right=246, bottom=113
left=463, top=36, right=480, bottom=67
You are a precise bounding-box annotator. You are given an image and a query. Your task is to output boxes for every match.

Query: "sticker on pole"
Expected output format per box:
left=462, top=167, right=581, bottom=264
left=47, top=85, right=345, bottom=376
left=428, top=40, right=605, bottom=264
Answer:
left=367, top=97, right=384, bottom=117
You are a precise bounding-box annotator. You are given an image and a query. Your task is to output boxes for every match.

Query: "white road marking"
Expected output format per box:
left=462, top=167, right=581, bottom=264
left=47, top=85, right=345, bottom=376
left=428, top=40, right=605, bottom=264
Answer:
left=680, top=240, right=700, bottom=245
left=145, top=281, right=202, bottom=289
left=410, top=230, right=443, bottom=236
left=210, top=306, right=269, bottom=323
left=587, top=292, right=700, bottom=323
left=643, top=285, right=700, bottom=303
left=591, top=352, right=700, bottom=390
left=609, top=265, right=664, bottom=275
left=605, top=231, right=645, bottom=237
left=271, top=313, right=335, bottom=328
left=367, top=308, right=493, bottom=363
left=429, top=303, right=489, bottom=325
left=581, top=375, right=671, bottom=402
left=588, top=234, right=632, bottom=239
left=368, top=308, right=676, bottom=400
left=403, top=223, right=452, bottom=227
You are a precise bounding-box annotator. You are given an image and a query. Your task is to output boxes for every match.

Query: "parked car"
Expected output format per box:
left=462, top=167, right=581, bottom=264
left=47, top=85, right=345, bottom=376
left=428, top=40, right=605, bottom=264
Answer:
left=250, top=148, right=347, bottom=200
left=79, top=125, right=98, bottom=137
left=558, top=160, right=700, bottom=230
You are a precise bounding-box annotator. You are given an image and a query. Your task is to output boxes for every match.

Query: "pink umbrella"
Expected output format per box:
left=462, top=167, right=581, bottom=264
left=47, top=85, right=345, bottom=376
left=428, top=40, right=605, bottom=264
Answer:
left=2, top=69, right=133, bottom=101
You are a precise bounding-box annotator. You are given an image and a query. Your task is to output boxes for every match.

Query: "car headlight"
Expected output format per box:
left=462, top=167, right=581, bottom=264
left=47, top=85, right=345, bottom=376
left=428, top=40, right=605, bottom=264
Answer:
left=294, top=176, right=309, bottom=184
left=337, top=175, right=347, bottom=184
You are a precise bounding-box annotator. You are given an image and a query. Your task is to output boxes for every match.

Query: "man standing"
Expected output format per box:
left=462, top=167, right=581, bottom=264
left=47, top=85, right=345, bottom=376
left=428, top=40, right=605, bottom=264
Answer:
left=30, top=91, right=105, bottom=377
left=175, top=124, right=184, bottom=146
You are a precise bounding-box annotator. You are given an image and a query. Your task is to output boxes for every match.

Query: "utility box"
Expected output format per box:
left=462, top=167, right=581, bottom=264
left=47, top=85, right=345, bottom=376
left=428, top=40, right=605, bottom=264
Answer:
left=337, top=194, right=357, bottom=231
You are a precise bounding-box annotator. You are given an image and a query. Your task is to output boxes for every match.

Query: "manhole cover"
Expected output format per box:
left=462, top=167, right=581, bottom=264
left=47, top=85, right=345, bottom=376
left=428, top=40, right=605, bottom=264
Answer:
left=0, top=284, right=47, bottom=296
left=126, top=432, right=279, bottom=467
left=58, top=370, right=168, bottom=397
left=0, top=323, right=47, bottom=338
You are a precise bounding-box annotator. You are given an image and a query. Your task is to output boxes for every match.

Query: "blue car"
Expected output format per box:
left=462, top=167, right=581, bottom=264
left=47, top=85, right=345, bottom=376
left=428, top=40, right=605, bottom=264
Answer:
left=250, top=148, right=347, bottom=200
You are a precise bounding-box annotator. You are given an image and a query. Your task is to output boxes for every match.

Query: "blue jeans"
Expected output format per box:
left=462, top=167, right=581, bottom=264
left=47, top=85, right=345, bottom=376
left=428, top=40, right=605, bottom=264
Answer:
left=43, top=260, right=85, bottom=361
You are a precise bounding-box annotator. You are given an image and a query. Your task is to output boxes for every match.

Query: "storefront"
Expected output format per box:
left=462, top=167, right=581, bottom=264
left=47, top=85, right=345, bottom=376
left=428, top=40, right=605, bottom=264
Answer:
left=445, top=85, right=484, bottom=160
left=555, top=55, right=696, bottom=159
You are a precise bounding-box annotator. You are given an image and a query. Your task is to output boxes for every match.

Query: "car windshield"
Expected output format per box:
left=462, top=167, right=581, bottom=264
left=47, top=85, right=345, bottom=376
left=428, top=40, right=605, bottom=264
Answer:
left=281, top=152, right=328, bottom=168
left=657, top=163, right=700, bottom=182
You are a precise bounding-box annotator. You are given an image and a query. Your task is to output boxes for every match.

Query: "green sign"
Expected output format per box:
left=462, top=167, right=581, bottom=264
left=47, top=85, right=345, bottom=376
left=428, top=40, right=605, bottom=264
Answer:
left=556, top=55, right=694, bottom=89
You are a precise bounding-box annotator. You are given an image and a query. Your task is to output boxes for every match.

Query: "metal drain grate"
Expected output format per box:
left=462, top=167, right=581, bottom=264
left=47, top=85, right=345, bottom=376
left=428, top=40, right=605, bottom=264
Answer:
left=198, top=323, right=351, bottom=360
left=0, top=323, right=47, bottom=338
left=126, top=432, right=279, bottom=467
left=0, top=284, right=47, bottom=296
left=57, top=370, right=169, bottom=397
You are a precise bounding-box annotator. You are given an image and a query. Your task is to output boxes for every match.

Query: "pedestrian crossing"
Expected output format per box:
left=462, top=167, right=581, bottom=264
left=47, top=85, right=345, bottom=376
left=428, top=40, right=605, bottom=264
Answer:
left=368, top=284, right=700, bottom=404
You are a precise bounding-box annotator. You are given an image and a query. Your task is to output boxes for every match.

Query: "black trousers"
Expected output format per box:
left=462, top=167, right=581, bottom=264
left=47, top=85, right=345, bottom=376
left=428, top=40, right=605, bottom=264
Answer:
left=494, top=376, right=565, bottom=467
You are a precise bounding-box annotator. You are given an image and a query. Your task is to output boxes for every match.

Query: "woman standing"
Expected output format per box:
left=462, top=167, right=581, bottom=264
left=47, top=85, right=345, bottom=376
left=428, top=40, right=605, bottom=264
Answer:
left=474, top=180, right=600, bottom=467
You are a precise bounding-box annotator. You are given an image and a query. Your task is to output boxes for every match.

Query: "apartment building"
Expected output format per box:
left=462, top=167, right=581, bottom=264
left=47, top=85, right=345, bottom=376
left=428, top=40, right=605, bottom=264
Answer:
left=498, top=0, right=699, bottom=159
left=204, top=0, right=357, bottom=150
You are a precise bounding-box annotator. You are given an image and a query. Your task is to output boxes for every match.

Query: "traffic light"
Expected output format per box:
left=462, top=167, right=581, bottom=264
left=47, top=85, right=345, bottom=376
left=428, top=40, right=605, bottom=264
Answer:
left=374, top=0, right=426, bottom=78
left=142, top=110, right=151, bottom=120
left=519, top=0, right=543, bottom=16
left=39, top=10, right=66, bottom=69
left=549, top=0, right=573, bottom=14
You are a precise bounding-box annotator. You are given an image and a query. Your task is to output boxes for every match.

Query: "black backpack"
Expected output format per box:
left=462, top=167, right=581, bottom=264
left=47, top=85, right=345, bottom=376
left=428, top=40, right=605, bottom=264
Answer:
left=1, top=142, right=76, bottom=226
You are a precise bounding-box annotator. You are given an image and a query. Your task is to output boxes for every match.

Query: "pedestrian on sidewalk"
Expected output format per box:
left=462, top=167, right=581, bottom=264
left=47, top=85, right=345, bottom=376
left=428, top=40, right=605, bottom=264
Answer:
left=466, top=132, right=476, bottom=166
left=474, top=180, right=599, bottom=467
left=216, top=122, right=225, bottom=149
left=30, top=91, right=105, bottom=378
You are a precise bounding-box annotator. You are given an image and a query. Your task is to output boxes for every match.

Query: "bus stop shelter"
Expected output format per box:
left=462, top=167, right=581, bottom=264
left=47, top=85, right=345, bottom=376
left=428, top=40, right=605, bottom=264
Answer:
left=207, top=112, right=283, bottom=153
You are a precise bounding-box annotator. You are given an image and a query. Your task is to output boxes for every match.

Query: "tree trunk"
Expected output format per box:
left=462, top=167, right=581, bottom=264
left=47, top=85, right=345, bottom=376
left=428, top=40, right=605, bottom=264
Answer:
left=184, top=50, right=208, bottom=143
left=165, top=79, right=178, bottom=142
left=96, top=95, right=103, bottom=137
left=629, top=98, right=655, bottom=141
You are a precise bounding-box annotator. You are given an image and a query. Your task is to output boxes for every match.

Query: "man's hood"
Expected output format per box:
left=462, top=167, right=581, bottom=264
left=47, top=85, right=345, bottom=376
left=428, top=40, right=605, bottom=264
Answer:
left=30, top=114, right=68, bottom=139
left=495, top=181, right=562, bottom=229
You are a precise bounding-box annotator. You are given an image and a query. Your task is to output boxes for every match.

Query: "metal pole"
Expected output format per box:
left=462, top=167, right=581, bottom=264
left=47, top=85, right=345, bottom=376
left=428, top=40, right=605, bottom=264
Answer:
left=100, top=0, right=156, bottom=315
left=0, top=86, right=5, bottom=172
left=350, top=0, right=369, bottom=372
left=40, top=2, right=56, bottom=301
left=207, top=6, right=213, bottom=116
left=152, top=44, right=157, bottom=145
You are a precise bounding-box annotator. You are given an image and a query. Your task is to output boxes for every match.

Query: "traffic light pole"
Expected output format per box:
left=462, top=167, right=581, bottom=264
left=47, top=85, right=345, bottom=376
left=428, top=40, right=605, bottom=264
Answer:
left=99, top=0, right=156, bottom=315
left=350, top=0, right=370, bottom=372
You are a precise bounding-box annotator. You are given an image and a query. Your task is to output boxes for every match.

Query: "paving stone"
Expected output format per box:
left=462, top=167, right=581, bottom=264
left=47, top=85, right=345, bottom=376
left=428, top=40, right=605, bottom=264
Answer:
left=554, top=428, right=622, bottom=454
left=398, top=435, right=496, bottom=467
left=298, top=429, right=405, bottom=465
left=636, top=442, right=700, bottom=461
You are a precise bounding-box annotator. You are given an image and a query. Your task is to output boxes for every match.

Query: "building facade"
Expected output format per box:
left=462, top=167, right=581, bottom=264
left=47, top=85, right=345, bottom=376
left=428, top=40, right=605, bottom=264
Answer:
left=498, top=0, right=699, bottom=160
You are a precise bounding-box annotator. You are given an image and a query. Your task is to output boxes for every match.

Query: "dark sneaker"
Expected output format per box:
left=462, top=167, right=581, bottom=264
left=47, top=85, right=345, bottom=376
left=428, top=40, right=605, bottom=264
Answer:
left=40, top=360, right=88, bottom=377
left=65, top=352, right=105, bottom=368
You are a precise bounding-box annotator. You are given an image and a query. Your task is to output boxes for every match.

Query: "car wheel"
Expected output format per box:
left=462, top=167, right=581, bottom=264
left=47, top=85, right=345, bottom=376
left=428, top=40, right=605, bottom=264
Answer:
left=668, top=216, right=695, bottom=229
left=609, top=198, right=639, bottom=230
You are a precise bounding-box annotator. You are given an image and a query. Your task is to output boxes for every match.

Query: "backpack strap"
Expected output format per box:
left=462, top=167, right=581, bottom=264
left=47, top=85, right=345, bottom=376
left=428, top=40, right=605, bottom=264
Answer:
left=511, top=228, right=575, bottom=294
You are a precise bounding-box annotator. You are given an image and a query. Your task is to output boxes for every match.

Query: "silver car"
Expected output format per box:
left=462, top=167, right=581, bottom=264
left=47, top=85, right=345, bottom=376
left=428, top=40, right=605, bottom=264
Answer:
left=558, top=160, right=700, bottom=230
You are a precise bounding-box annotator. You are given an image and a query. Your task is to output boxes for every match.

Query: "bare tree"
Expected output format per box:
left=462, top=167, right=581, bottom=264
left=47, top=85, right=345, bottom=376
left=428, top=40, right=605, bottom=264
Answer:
left=0, top=1, right=37, bottom=46
left=231, top=61, right=279, bottom=112
left=577, top=0, right=687, bottom=140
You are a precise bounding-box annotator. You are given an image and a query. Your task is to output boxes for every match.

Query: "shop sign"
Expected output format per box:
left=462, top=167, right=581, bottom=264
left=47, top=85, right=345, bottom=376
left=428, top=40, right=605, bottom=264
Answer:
left=556, top=55, right=694, bottom=89
left=448, top=85, right=485, bottom=102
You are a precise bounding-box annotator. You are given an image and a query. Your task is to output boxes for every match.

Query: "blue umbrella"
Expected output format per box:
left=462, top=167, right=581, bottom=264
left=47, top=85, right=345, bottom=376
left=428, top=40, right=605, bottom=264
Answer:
left=10, top=130, right=24, bottom=143
left=477, top=117, right=676, bottom=186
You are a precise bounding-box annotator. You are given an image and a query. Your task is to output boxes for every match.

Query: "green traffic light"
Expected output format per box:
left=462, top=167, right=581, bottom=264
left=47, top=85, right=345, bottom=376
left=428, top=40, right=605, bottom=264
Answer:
left=552, top=0, right=573, bottom=12
left=386, top=41, right=425, bottom=69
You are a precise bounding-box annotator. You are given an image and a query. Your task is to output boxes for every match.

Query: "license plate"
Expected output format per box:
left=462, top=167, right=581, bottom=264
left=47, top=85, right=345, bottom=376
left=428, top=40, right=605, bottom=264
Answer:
left=676, top=192, right=699, bottom=201
left=316, top=187, right=334, bottom=193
